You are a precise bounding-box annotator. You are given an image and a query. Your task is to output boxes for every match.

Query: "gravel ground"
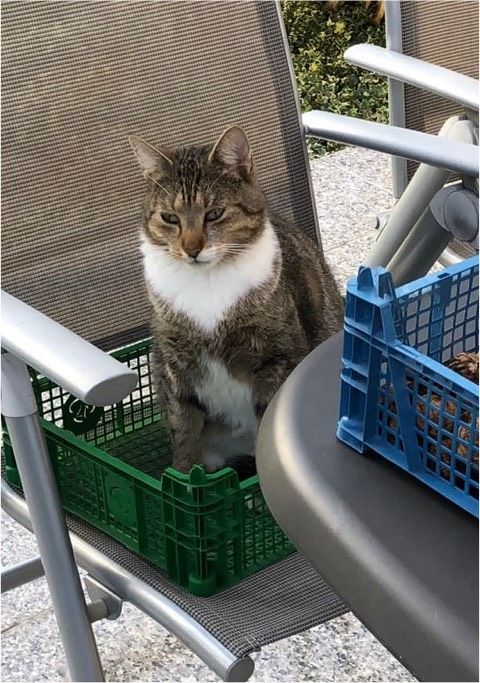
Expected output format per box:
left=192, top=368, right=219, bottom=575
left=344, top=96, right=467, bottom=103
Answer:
left=1, top=148, right=415, bottom=683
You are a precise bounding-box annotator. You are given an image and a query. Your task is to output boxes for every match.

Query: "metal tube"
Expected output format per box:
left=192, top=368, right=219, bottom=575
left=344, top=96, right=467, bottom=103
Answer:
left=344, top=44, right=479, bottom=112
left=302, top=111, right=479, bottom=176
left=364, top=115, right=468, bottom=268
left=365, top=162, right=450, bottom=267
left=1, top=557, right=45, bottom=593
left=1, top=291, right=137, bottom=406
left=438, top=246, right=464, bottom=268
left=1, top=480, right=255, bottom=682
left=385, top=0, right=407, bottom=199
left=387, top=207, right=451, bottom=286
left=2, top=354, right=104, bottom=682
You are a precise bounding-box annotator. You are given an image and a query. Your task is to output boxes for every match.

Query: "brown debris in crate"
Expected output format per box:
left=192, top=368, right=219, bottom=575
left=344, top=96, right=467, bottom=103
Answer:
left=415, top=392, right=479, bottom=468
left=458, top=422, right=479, bottom=460
left=381, top=375, right=478, bottom=481
left=444, top=352, right=479, bottom=384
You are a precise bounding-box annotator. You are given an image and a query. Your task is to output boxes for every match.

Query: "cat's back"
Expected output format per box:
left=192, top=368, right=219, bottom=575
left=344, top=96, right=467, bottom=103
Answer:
left=270, top=213, right=344, bottom=345
left=270, top=213, right=324, bottom=269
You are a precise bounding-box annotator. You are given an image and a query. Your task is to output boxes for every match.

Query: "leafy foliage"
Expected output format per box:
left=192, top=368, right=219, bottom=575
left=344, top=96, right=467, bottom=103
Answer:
left=282, top=1, right=388, bottom=155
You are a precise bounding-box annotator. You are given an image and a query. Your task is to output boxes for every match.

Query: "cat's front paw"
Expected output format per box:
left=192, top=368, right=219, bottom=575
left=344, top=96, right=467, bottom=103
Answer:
left=202, top=451, right=227, bottom=473
left=171, top=451, right=195, bottom=474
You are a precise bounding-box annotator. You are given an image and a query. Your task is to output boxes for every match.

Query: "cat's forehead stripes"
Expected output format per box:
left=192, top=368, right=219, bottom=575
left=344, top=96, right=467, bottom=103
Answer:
left=172, top=192, right=205, bottom=212
left=175, top=146, right=206, bottom=206
left=138, top=131, right=268, bottom=261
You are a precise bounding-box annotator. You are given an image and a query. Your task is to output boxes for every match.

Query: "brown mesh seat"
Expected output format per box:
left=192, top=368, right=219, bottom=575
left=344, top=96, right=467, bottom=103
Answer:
left=399, top=0, right=479, bottom=183
left=1, top=2, right=346, bottom=679
left=383, top=0, right=479, bottom=263
left=386, top=0, right=478, bottom=190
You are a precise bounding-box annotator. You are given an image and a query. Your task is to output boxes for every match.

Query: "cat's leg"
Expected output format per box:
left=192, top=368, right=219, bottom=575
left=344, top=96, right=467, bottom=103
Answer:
left=167, top=395, right=205, bottom=473
left=198, top=422, right=256, bottom=473
left=249, top=309, right=309, bottom=418
left=154, top=348, right=205, bottom=473
left=198, top=422, right=231, bottom=473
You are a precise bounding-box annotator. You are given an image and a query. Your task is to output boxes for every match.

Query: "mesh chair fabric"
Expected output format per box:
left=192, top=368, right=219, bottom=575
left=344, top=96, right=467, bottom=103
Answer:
left=2, top=1, right=318, bottom=349
left=5, top=478, right=347, bottom=658
left=400, top=0, right=479, bottom=180
left=1, top=2, right=347, bottom=655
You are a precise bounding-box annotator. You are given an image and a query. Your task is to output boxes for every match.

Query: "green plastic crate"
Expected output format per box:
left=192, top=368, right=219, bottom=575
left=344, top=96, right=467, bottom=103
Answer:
left=3, top=338, right=294, bottom=596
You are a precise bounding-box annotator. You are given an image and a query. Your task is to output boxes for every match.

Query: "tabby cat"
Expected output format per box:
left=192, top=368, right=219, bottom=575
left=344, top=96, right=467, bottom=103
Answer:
left=130, top=126, right=343, bottom=473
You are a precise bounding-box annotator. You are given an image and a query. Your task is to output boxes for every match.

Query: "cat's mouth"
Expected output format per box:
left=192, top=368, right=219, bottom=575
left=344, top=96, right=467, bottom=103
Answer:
left=181, top=247, right=225, bottom=267
left=168, top=244, right=245, bottom=267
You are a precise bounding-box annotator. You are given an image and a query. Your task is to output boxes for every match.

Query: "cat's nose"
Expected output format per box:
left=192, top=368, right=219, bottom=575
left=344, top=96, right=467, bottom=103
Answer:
left=184, top=245, right=203, bottom=259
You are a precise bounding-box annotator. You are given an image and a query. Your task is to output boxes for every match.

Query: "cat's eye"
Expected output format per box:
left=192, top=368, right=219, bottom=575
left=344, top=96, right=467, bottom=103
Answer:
left=205, top=207, right=224, bottom=222
left=161, top=212, right=180, bottom=225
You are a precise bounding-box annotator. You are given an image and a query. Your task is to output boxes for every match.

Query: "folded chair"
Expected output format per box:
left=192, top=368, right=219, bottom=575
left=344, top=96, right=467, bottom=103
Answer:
left=386, top=0, right=479, bottom=199
left=302, top=0, right=479, bottom=286
left=370, top=0, right=479, bottom=266
left=385, top=0, right=479, bottom=270
left=1, top=2, right=348, bottom=681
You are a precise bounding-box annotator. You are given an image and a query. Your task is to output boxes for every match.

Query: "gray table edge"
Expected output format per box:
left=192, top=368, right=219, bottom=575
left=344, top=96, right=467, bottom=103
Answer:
left=257, top=333, right=479, bottom=683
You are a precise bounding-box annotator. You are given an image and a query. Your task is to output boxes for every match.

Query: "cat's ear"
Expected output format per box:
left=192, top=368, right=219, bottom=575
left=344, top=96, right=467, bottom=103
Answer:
left=208, top=126, right=253, bottom=179
left=129, top=136, right=172, bottom=177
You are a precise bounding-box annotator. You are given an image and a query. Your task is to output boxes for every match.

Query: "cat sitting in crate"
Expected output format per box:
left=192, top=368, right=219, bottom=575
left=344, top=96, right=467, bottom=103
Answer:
left=130, top=126, right=343, bottom=476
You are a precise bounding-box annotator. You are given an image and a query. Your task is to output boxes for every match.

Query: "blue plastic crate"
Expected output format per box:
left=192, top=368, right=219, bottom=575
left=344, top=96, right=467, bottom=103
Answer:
left=337, top=256, right=479, bottom=517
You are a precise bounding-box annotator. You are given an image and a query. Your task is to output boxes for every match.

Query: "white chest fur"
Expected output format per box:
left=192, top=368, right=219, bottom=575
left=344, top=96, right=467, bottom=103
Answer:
left=195, top=357, right=257, bottom=436
left=141, top=220, right=279, bottom=332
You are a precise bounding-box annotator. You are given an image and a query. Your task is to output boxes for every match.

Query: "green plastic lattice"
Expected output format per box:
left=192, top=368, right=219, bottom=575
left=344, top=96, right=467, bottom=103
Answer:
left=3, top=338, right=294, bottom=595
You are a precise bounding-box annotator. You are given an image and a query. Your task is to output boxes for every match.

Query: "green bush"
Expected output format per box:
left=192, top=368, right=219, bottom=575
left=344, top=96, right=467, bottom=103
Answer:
left=282, top=1, right=388, bottom=155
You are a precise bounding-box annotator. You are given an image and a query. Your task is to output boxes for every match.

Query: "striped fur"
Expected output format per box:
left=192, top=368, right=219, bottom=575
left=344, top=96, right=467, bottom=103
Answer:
left=130, top=127, right=344, bottom=473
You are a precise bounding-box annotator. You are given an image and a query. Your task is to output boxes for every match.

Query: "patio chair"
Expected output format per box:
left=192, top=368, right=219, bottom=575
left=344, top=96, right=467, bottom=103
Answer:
left=302, top=0, right=479, bottom=286
left=2, top=2, right=478, bottom=681
left=1, top=2, right=350, bottom=681
left=387, top=0, right=479, bottom=199
left=395, top=0, right=479, bottom=268
left=373, top=0, right=479, bottom=266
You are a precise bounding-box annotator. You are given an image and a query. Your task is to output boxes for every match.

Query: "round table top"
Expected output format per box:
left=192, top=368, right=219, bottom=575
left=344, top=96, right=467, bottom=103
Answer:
left=257, top=333, right=478, bottom=683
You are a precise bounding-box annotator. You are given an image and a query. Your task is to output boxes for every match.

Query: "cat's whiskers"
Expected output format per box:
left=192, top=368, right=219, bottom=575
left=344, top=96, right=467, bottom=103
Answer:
left=146, top=174, right=173, bottom=199
left=204, top=173, right=223, bottom=198
left=187, top=244, right=251, bottom=264
left=222, top=246, right=250, bottom=255
left=223, top=242, right=251, bottom=250
left=168, top=248, right=186, bottom=261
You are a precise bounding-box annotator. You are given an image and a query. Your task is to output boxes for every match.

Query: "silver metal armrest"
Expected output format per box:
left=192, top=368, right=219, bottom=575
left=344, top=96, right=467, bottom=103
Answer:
left=344, top=44, right=479, bottom=113
left=1, top=290, right=137, bottom=406
left=302, top=111, right=479, bottom=177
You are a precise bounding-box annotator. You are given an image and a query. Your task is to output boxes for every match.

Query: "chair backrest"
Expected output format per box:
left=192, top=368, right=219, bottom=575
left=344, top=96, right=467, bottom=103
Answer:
left=2, top=1, right=317, bottom=350
left=388, top=0, right=479, bottom=189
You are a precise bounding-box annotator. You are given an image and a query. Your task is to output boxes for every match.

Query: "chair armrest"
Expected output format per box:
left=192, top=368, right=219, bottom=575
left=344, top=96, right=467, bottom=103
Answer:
left=344, top=44, right=479, bottom=112
left=1, top=291, right=138, bottom=406
left=302, top=110, right=479, bottom=176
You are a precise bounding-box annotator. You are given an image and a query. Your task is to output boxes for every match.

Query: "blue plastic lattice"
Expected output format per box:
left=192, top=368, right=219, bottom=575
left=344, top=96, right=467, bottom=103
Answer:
left=337, top=257, right=479, bottom=517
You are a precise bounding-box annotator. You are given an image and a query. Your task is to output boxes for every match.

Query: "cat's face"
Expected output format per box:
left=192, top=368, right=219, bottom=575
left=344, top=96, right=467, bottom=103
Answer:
left=130, top=126, right=266, bottom=267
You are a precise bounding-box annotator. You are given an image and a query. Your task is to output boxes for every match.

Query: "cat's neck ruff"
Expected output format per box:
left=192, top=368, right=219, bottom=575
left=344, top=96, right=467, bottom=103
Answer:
left=142, top=220, right=280, bottom=332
